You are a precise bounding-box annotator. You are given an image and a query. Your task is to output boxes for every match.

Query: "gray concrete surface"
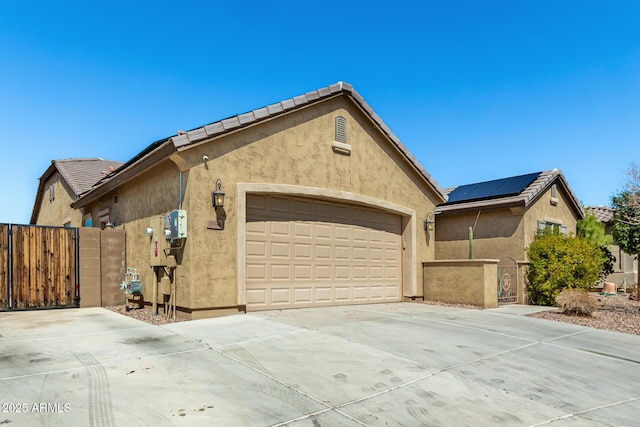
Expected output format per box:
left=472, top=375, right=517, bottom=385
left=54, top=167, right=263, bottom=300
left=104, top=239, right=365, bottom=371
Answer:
left=1, top=303, right=638, bottom=426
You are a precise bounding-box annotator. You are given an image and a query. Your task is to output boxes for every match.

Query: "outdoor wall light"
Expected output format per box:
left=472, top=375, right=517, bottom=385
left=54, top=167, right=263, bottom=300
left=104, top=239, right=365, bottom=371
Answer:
left=145, top=227, right=154, bottom=237
left=424, top=212, right=435, bottom=232
left=212, top=179, right=225, bottom=208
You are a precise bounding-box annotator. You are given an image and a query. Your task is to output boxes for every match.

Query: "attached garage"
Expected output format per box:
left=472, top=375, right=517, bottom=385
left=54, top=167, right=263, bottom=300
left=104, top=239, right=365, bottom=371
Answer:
left=245, top=194, right=402, bottom=311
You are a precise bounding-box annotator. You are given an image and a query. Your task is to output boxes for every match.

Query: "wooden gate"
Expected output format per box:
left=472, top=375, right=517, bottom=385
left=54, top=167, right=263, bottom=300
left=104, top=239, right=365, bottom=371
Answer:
left=0, top=224, right=79, bottom=310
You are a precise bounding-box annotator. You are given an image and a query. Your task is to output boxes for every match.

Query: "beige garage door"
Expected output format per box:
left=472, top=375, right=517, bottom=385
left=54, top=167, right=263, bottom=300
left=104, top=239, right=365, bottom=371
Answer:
left=246, top=194, right=402, bottom=311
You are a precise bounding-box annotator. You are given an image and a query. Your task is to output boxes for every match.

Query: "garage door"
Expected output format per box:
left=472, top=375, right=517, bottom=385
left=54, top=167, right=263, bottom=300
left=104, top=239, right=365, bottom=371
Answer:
left=246, top=194, right=402, bottom=311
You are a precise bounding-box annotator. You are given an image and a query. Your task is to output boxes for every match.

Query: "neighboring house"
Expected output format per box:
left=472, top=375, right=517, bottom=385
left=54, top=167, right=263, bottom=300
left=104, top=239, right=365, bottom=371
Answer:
left=434, top=170, right=585, bottom=303
left=30, top=158, right=124, bottom=227
left=69, top=82, right=447, bottom=318
left=586, top=205, right=638, bottom=286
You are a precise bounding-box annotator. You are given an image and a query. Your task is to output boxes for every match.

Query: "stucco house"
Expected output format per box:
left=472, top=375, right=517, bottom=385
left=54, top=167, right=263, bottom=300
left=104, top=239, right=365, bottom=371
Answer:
left=66, top=82, right=447, bottom=318
left=434, top=169, right=585, bottom=303
left=30, top=158, right=123, bottom=227
left=586, top=205, right=638, bottom=287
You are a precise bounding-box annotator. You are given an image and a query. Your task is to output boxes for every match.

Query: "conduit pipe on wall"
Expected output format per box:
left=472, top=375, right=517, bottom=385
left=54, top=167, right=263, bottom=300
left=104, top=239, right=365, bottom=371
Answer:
left=179, top=171, right=183, bottom=210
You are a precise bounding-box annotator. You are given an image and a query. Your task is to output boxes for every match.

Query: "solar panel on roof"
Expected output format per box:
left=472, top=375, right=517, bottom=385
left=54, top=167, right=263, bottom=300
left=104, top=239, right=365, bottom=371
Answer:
left=446, top=172, right=541, bottom=204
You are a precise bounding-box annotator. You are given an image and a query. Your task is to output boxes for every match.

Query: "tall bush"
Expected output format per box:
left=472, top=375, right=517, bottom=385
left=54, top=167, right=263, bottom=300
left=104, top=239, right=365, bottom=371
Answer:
left=527, top=231, right=606, bottom=306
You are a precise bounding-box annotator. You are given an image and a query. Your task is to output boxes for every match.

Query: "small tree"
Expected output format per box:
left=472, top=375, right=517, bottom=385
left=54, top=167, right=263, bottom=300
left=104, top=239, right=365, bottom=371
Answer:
left=527, top=231, right=607, bottom=306
left=577, top=213, right=612, bottom=247
left=611, top=162, right=640, bottom=298
left=577, top=213, right=615, bottom=280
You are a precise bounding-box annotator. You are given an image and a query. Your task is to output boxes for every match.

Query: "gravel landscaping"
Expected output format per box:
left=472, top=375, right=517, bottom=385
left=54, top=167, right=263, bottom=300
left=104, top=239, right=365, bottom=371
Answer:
left=105, top=305, right=185, bottom=325
left=527, top=292, right=640, bottom=336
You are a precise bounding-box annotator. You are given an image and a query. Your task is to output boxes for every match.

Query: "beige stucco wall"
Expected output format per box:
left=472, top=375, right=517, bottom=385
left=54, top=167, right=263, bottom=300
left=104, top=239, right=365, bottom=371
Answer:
left=523, top=185, right=579, bottom=252
left=435, top=209, right=525, bottom=261
left=81, top=95, right=442, bottom=317
left=34, top=172, right=83, bottom=227
left=423, top=259, right=498, bottom=308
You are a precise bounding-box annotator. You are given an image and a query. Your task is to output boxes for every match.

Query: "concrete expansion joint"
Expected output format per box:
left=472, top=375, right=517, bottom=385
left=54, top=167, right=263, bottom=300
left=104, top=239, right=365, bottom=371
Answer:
left=526, top=395, right=640, bottom=427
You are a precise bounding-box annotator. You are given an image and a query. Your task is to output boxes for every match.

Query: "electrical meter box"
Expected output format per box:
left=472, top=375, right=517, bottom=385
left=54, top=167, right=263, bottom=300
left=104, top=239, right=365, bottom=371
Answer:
left=164, top=209, right=187, bottom=240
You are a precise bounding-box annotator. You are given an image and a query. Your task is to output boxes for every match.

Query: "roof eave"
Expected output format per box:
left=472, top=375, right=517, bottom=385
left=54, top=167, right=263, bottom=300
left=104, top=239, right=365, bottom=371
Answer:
left=436, top=198, right=526, bottom=216
left=72, top=140, right=176, bottom=209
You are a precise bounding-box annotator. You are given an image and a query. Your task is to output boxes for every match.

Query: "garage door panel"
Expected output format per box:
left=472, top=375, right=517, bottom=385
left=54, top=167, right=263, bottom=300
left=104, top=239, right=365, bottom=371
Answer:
left=247, top=263, right=267, bottom=280
left=353, top=286, right=367, bottom=301
left=335, top=226, right=350, bottom=240
left=370, top=286, right=384, bottom=300
left=246, top=288, right=267, bottom=305
left=335, top=286, right=351, bottom=301
left=294, top=243, right=312, bottom=259
left=385, top=266, right=400, bottom=280
left=294, top=287, right=312, bottom=303
left=270, top=264, right=291, bottom=280
left=315, top=245, right=332, bottom=259
left=353, top=266, right=367, bottom=280
left=335, top=265, right=351, bottom=279
left=246, top=241, right=266, bottom=257
left=315, top=287, right=332, bottom=302
left=315, top=265, right=332, bottom=280
left=335, top=245, right=350, bottom=260
left=271, top=242, right=290, bottom=258
left=271, top=288, right=291, bottom=305
left=270, top=222, right=290, bottom=236
left=246, top=195, right=402, bottom=311
left=294, top=222, right=312, bottom=238
left=315, top=224, right=332, bottom=240
left=294, top=264, right=312, bottom=280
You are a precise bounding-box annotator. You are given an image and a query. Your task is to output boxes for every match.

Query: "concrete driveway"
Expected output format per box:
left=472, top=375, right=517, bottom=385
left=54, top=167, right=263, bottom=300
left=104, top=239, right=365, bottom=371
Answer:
left=1, top=303, right=639, bottom=426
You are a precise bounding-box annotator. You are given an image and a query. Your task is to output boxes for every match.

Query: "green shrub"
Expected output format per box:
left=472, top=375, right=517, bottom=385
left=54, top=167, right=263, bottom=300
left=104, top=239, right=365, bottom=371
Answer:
left=527, top=231, right=607, bottom=306
left=555, top=289, right=597, bottom=316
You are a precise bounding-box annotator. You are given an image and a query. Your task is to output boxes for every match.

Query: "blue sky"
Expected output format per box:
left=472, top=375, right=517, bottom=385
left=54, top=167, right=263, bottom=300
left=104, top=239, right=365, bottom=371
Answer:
left=1, top=1, right=639, bottom=224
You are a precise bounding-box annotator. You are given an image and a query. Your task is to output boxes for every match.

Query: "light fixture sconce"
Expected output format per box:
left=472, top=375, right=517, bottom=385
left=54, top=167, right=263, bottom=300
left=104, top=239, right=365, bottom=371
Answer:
left=424, top=212, right=435, bottom=232
left=212, top=179, right=225, bottom=208
left=144, top=227, right=154, bottom=237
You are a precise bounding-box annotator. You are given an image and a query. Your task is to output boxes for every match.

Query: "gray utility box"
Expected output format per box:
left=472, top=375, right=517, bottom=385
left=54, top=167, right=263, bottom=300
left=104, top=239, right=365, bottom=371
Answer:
left=164, top=209, right=187, bottom=240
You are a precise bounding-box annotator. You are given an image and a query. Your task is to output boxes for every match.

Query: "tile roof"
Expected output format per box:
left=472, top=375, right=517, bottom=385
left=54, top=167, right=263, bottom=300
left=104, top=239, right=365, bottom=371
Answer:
left=53, top=158, right=125, bottom=197
left=586, top=205, right=614, bottom=223
left=76, top=82, right=447, bottom=207
left=30, top=158, right=124, bottom=224
left=436, top=169, right=584, bottom=218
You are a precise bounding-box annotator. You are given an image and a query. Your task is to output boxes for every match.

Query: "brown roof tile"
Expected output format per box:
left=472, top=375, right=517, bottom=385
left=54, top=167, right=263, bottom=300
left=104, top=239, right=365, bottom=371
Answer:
left=53, top=158, right=124, bottom=197
left=586, top=205, right=614, bottom=223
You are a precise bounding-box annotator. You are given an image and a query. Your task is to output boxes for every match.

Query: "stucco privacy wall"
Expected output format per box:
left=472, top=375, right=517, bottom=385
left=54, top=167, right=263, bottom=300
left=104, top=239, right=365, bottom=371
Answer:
left=423, top=259, right=498, bottom=308
left=79, top=228, right=126, bottom=308
left=79, top=94, right=442, bottom=317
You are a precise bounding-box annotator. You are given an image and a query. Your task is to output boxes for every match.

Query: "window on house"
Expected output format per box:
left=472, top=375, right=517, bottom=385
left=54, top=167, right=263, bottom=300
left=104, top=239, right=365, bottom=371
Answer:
left=83, top=217, right=93, bottom=227
left=537, top=220, right=567, bottom=234
left=49, top=184, right=55, bottom=202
